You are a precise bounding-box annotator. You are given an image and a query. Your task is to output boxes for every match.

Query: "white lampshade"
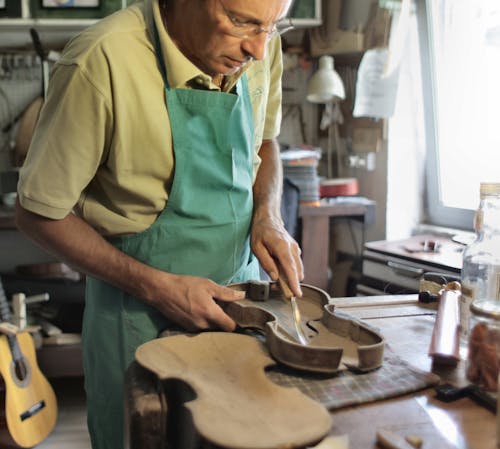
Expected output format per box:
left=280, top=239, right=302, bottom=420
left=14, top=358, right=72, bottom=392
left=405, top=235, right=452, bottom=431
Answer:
left=307, top=56, right=345, bottom=104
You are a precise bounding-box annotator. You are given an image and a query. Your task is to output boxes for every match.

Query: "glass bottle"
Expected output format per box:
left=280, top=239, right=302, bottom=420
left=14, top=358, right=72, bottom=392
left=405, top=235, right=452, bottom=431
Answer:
left=459, top=182, right=500, bottom=358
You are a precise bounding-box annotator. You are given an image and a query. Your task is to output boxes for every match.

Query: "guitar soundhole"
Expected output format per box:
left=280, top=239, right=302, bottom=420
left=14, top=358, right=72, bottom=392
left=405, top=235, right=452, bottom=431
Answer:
left=10, top=356, right=32, bottom=388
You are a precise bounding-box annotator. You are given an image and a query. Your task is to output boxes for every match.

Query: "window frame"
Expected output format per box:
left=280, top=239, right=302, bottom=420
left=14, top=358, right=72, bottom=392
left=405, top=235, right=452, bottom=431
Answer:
left=417, top=0, right=475, bottom=231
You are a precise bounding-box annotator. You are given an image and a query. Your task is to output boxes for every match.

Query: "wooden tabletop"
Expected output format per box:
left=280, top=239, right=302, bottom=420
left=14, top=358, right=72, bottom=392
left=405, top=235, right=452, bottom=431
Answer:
left=364, top=235, right=463, bottom=272
left=328, top=294, right=496, bottom=449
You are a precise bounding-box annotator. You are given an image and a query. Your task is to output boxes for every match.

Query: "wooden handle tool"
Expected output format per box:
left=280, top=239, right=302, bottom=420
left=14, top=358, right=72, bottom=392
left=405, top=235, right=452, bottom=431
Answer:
left=277, top=275, right=308, bottom=345
left=428, top=281, right=461, bottom=366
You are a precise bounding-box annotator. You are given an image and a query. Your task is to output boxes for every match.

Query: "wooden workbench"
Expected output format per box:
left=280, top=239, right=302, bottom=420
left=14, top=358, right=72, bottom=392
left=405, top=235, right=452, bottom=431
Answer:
left=125, top=295, right=496, bottom=449
left=330, top=295, right=495, bottom=449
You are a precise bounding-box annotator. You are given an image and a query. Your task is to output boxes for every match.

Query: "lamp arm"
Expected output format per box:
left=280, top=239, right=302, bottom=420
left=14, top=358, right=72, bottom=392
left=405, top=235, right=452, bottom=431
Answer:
left=327, top=121, right=333, bottom=179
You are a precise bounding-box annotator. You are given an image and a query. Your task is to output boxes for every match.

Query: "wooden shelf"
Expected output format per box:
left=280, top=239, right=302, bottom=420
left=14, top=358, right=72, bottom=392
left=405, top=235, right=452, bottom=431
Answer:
left=0, top=18, right=97, bottom=27
left=0, top=18, right=97, bottom=49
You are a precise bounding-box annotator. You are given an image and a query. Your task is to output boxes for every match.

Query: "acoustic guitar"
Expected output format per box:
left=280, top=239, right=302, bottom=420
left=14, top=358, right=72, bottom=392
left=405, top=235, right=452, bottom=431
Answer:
left=0, top=277, right=57, bottom=448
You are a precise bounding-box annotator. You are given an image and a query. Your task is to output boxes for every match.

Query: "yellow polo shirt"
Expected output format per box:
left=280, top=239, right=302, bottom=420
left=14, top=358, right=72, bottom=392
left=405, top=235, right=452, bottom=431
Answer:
left=18, top=0, right=283, bottom=236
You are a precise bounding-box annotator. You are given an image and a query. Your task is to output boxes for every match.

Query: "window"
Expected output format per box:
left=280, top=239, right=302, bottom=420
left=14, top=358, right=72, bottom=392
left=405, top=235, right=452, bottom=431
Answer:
left=420, top=0, right=500, bottom=230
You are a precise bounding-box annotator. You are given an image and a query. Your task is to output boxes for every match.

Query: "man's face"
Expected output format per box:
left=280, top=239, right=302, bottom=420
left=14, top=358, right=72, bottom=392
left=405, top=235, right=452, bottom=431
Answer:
left=176, top=0, right=292, bottom=76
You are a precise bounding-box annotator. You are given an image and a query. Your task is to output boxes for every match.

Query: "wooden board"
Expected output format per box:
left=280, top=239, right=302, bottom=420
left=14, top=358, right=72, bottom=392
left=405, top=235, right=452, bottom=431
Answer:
left=135, top=332, right=332, bottom=449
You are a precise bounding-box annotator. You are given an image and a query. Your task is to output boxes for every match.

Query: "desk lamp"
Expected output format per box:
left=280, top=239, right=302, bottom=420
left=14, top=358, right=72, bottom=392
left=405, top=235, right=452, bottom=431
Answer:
left=306, top=55, right=345, bottom=179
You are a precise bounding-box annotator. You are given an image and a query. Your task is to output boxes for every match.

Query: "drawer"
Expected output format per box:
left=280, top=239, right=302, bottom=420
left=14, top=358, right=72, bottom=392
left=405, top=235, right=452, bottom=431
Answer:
left=362, top=259, right=423, bottom=291
left=360, top=250, right=460, bottom=296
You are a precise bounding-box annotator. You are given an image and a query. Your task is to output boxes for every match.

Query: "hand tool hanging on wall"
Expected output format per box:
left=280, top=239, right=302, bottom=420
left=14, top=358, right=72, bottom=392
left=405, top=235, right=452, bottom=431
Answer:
left=30, top=28, right=49, bottom=99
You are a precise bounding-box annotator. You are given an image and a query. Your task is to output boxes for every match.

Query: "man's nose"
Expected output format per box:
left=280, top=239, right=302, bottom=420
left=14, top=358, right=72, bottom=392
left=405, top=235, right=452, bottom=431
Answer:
left=241, top=32, right=269, bottom=61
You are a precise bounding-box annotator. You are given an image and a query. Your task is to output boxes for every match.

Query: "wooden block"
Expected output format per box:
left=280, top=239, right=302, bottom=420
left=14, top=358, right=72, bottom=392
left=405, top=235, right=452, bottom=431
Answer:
left=124, top=362, right=164, bottom=449
left=310, top=435, right=349, bottom=449
left=376, top=429, right=419, bottom=449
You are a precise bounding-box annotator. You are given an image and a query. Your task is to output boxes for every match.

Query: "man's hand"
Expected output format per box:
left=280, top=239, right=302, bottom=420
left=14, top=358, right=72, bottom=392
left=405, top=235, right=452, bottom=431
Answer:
left=147, top=273, right=245, bottom=332
left=250, top=215, right=303, bottom=297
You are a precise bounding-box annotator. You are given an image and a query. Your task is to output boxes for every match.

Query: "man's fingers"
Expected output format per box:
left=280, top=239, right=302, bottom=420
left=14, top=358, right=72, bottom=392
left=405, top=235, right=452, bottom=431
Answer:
left=213, top=284, right=246, bottom=302
left=180, top=307, right=236, bottom=333
left=255, top=248, right=279, bottom=280
left=280, top=262, right=303, bottom=297
left=293, top=245, right=304, bottom=281
left=208, top=286, right=242, bottom=331
left=211, top=307, right=237, bottom=332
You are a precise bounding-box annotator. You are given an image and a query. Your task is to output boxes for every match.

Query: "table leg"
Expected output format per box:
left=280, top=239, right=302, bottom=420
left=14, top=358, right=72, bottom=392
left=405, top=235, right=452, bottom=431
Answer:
left=301, top=214, right=330, bottom=291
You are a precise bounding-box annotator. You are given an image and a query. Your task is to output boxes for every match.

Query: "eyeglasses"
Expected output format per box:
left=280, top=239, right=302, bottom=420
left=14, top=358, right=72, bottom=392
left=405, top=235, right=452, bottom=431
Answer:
left=218, top=0, right=294, bottom=39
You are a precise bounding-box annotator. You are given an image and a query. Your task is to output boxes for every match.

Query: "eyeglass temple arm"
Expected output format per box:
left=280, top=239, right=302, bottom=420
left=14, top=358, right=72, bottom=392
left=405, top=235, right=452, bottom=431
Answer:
left=278, top=17, right=295, bottom=35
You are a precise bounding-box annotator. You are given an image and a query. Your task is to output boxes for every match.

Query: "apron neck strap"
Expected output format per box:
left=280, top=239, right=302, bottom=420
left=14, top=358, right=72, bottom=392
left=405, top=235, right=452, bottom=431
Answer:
left=153, top=18, right=169, bottom=88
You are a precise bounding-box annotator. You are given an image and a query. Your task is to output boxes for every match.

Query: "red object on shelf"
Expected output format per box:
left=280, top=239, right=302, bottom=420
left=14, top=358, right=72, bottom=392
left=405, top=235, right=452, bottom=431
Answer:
left=319, top=178, right=359, bottom=197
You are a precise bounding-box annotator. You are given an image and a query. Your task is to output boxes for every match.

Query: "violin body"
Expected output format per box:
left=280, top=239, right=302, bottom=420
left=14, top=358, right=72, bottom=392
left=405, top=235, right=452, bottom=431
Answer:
left=224, top=281, right=385, bottom=373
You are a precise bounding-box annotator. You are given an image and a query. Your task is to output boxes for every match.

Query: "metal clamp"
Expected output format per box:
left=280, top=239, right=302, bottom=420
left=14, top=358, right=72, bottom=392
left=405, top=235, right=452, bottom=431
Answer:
left=12, top=292, right=49, bottom=330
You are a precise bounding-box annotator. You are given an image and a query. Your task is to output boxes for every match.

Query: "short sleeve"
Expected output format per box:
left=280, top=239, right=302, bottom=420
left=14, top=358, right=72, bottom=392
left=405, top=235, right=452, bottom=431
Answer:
left=17, top=62, right=112, bottom=219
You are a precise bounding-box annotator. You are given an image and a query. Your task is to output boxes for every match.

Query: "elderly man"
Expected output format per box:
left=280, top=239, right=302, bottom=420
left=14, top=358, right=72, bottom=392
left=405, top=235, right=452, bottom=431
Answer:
left=16, top=0, right=302, bottom=448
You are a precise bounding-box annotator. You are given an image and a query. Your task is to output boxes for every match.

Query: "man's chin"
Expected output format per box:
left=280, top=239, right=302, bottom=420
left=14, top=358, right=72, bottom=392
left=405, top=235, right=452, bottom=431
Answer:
left=222, top=62, right=250, bottom=76
left=220, top=57, right=252, bottom=76
left=223, top=67, right=242, bottom=76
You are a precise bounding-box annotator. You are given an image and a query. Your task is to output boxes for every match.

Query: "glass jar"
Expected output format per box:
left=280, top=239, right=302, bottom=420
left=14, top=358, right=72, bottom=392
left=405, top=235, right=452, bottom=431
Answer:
left=460, top=182, right=500, bottom=358
left=467, top=299, right=500, bottom=392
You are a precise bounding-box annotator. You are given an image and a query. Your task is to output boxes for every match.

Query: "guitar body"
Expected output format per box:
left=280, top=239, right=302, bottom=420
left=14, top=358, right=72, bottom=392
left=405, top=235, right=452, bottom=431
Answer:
left=0, top=332, right=58, bottom=448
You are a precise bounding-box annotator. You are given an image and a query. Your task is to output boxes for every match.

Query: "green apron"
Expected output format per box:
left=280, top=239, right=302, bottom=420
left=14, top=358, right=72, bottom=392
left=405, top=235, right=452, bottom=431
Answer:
left=82, top=21, right=259, bottom=449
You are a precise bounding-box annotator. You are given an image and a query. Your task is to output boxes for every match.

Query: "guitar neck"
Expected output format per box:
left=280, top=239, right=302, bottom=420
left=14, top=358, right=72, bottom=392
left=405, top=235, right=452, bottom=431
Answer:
left=6, top=334, right=24, bottom=362
left=0, top=277, right=23, bottom=362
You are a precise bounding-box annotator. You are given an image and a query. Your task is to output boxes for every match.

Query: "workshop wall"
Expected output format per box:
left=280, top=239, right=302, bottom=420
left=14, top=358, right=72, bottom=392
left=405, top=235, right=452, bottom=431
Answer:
left=0, top=0, right=424, bottom=298
left=278, top=0, right=426, bottom=296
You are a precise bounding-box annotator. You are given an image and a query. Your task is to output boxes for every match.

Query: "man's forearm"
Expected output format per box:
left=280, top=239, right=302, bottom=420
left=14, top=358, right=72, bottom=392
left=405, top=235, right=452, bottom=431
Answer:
left=14, top=200, right=160, bottom=303
left=253, top=138, right=283, bottom=224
